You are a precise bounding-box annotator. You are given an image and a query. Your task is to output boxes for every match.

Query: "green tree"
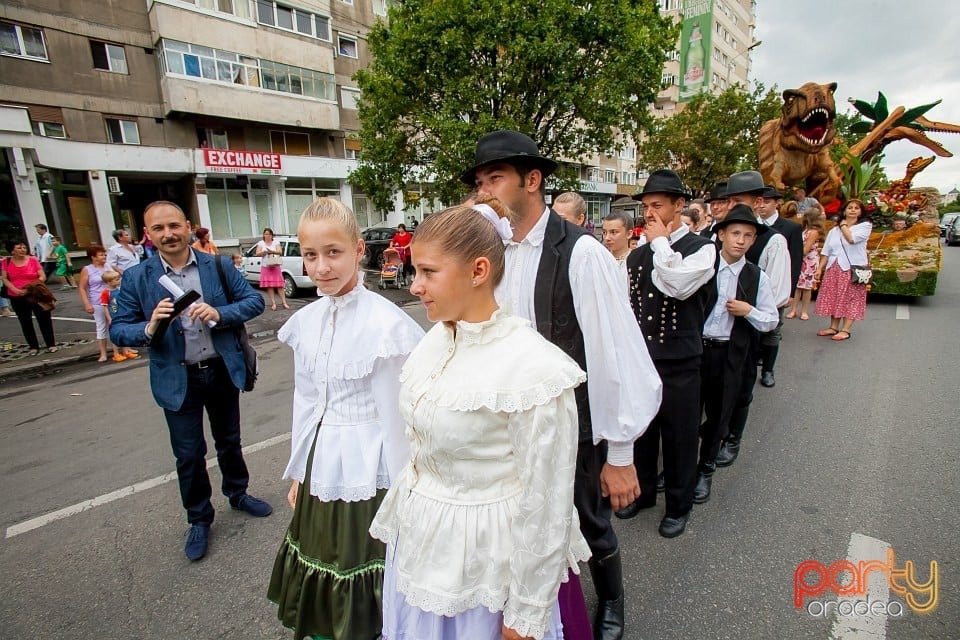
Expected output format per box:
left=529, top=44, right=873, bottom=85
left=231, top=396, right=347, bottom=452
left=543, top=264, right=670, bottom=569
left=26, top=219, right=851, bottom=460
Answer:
left=637, top=84, right=782, bottom=197
left=351, top=0, right=677, bottom=211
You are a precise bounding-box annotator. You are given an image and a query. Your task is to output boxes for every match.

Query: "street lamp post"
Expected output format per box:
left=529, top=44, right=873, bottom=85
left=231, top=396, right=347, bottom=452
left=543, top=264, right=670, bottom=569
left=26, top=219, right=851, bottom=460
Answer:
left=726, top=39, right=762, bottom=88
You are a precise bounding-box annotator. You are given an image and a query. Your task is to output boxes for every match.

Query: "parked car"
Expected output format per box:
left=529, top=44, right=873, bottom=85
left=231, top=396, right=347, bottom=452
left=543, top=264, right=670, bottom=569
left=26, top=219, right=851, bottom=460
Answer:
left=946, top=218, right=960, bottom=246
left=240, top=235, right=313, bottom=297
left=938, top=213, right=960, bottom=237
left=361, top=226, right=398, bottom=268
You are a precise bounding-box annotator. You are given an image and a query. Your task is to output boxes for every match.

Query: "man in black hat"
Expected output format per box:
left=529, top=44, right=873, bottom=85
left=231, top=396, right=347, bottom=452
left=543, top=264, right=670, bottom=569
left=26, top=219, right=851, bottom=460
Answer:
left=701, top=182, right=728, bottom=239
left=615, top=169, right=717, bottom=540
left=713, top=170, right=791, bottom=468
left=695, top=205, right=779, bottom=503
left=464, top=129, right=662, bottom=640
left=756, top=185, right=803, bottom=387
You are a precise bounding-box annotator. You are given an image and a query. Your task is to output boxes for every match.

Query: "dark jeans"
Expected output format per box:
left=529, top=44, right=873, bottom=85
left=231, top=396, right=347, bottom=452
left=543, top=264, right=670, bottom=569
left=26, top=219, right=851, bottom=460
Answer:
left=9, top=295, right=55, bottom=350
left=634, top=356, right=701, bottom=518
left=42, top=261, right=57, bottom=280
left=574, top=440, right=618, bottom=558
left=162, top=358, right=249, bottom=525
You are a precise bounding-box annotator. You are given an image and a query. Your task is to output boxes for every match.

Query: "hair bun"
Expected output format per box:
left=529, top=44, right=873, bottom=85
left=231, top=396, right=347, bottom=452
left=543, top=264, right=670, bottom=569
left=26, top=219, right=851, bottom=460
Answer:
left=472, top=193, right=511, bottom=220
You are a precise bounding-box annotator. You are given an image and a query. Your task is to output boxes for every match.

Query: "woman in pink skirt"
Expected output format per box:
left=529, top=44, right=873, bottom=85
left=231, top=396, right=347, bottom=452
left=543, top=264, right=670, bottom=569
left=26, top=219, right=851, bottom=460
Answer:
left=814, top=199, right=872, bottom=341
left=255, top=228, right=288, bottom=311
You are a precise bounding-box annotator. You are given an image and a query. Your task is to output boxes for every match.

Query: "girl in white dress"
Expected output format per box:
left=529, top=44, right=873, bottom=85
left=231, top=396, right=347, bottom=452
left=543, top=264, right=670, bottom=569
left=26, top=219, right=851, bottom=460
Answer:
left=268, top=198, right=424, bottom=640
left=370, top=197, right=590, bottom=640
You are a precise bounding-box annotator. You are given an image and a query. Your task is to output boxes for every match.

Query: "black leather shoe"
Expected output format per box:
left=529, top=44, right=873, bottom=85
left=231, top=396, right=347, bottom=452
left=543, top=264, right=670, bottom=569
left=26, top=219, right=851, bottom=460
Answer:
left=693, top=473, right=712, bottom=504
left=656, top=471, right=665, bottom=493
left=760, top=371, right=775, bottom=387
left=588, top=549, right=625, bottom=640
left=715, top=441, right=740, bottom=467
left=614, top=495, right=656, bottom=520
left=658, top=513, right=690, bottom=538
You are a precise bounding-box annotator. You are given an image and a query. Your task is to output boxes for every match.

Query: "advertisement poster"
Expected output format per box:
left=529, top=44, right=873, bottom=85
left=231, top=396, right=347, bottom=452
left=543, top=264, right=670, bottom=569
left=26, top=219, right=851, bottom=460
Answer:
left=678, top=0, right=713, bottom=102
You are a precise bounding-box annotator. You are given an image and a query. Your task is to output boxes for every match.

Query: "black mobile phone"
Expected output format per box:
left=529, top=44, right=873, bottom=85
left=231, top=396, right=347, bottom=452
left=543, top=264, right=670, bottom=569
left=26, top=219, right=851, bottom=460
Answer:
left=149, top=290, right=202, bottom=346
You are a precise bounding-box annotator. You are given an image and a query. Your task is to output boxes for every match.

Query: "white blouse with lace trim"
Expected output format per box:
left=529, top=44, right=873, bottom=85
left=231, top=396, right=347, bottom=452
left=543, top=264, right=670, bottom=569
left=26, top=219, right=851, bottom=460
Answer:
left=277, top=280, right=424, bottom=502
left=369, top=310, right=590, bottom=640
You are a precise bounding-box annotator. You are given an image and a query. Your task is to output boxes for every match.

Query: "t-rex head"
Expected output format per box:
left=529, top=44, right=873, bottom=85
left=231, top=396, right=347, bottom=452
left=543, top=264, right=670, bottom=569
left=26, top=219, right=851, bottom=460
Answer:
left=779, top=82, right=837, bottom=152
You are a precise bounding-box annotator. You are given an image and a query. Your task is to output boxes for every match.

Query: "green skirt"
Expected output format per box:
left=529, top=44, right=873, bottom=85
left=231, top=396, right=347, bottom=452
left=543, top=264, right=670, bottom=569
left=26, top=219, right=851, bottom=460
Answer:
left=267, top=431, right=387, bottom=640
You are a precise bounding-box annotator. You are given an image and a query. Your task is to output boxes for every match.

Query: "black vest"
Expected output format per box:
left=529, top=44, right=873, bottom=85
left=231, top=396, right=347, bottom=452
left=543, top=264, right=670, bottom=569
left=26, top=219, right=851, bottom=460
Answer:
left=533, top=211, right=592, bottom=442
left=627, top=232, right=717, bottom=361
left=744, top=223, right=781, bottom=266
left=728, top=261, right=762, bottom=365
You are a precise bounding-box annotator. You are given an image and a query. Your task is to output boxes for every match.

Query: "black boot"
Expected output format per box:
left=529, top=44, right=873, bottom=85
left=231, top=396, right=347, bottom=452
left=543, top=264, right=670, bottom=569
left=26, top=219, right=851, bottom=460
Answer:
left=715, top=406, right=750, bottom=468
left=588, top=548, right=625, bottom=640
left=693, top=472, right=713, bottom=504
left=760, top=345, right=778, bottom=387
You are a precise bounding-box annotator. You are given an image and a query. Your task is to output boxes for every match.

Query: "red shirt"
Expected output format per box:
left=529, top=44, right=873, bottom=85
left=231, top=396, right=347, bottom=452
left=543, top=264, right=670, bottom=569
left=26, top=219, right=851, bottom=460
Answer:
left=3, top=257, right=42, bottom=296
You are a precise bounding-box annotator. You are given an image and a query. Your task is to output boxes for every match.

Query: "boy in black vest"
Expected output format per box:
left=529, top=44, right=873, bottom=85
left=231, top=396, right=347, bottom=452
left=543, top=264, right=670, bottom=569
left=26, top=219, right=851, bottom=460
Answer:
left=616, top=169, right=717, bottom=539
left=464, top=130, right=663, bottom=640
left=696, top=205, right=780, bottom=503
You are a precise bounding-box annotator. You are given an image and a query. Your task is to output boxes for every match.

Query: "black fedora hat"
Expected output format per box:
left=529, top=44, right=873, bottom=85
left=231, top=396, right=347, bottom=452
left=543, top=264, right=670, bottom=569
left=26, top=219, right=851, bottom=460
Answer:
left=713, top=204, right=769, bottom=234
left=763, top=185, right=783, bottom=200
left=705, top=181, right=727, bottom=203
left=725, top=170, right=766, bottom=197
left=459, top=130, right=558, bottom=186
left=632, top=169, right=691, bottom=200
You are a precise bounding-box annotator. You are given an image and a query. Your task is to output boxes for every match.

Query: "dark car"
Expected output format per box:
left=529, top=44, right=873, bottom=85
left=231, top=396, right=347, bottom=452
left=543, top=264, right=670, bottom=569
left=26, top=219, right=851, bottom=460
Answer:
left=938, top=213, right=960, bottom=237
left=362, top=226, right=397, bottom=268
left=947, top=218, right=960, bottom=246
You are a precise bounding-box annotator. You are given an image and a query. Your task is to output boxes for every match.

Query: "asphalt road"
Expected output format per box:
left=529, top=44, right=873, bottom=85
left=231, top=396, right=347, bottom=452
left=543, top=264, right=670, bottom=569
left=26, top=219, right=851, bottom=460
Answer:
left=0, top=253, right=958, bottom=639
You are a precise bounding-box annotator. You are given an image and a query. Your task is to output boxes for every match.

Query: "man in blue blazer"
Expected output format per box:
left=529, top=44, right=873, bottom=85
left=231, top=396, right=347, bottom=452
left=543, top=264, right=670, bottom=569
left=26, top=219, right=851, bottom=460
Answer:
left=110, top=201, right=270, bottom=561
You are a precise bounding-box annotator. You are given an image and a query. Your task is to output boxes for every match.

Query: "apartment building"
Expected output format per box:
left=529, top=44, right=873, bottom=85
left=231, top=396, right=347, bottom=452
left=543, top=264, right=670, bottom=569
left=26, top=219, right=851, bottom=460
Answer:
left=0, top=0, right=390, bottom=252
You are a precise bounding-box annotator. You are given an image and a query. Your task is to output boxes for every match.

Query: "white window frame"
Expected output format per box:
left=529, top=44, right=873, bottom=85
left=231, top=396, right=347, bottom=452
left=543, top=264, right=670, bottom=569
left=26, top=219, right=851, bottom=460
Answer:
left=337, top=34, right=358, bottom=59
left=0, top=21, right=48, bottom=61
left=340, top=87, right=361, bottom=110
left=105, top=118, right=140, bottom=145
left=373, top=0, right=388, bottom=16
left=256, top=0, right=331, bottom=41
left=90, top=40, right=128, bottom=74
left=33, top=122, right=66, bottom=138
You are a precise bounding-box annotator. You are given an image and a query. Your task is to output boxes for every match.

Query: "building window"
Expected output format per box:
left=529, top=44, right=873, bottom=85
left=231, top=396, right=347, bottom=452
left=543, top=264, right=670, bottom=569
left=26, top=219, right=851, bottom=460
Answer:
left=373, top=0, right=389, bottom=16
left=32, top=122, right=66, bottom=138
left=256, top=1, right=331, bottom=40
left=198, top=127, right=229, bottom=149
left=661, top=73, right=676, bottom=87
left=90, top=41, right=128, bottom=74
left=0, top=21, right=48, bottom=61
left=338, top=35, right=358, bottom=58
left=285, top=178, right=340, bottom=232
left=206, top=177, right=253, bottom=239
left=339, top=0, right=354, bottom=4
left=196, top=0, right=252, bottom=19
left=341, top=87, right=360, bottom=110
left=605, top=170, right=615, bottom=183
left=619, top=146, right=636, bottom=161
left=270, top=130, right=311, bottom=155
left=105, top=118, right=140, bottom=144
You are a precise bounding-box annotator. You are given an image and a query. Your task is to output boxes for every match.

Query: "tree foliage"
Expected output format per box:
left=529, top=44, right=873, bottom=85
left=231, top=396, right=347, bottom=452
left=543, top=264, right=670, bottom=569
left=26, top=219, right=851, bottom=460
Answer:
left=351, top=0, right=677, bottom=211
left=636, top=84, right=782, bottom=197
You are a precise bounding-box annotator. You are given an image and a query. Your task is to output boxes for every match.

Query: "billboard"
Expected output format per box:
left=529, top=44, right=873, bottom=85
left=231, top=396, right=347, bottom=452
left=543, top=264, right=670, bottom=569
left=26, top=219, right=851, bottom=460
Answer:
left=678, top=0, right=713, bottom=102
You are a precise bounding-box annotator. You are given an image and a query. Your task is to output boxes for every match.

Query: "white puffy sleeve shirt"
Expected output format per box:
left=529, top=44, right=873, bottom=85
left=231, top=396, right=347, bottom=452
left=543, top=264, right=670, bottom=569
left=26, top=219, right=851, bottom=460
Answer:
left=370, top=311, right=591, bottom=640
left=277, top=281, right=424, bottom=501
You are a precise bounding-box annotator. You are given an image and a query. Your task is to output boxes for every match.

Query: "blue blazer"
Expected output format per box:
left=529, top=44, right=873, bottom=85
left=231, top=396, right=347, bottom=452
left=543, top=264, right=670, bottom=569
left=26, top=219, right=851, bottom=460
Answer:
left=110, top=251, right=266, bottom=411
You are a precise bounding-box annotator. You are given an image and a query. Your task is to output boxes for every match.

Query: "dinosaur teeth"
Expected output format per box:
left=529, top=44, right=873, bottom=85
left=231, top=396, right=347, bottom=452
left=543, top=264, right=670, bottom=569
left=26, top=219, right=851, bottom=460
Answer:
left=801, top=107, right=831, bottom=123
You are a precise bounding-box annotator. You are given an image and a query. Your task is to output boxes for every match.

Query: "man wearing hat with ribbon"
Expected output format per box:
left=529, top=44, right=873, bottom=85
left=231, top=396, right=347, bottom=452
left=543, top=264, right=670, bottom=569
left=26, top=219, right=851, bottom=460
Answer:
left=756, top=185, right=804, bottom=387
left=712, top=171, right=791, bottom=468
left=615, top=169, right=717, bottom=538
left=695, top=204, right=780, bottom=503
left=701, top=182, right=728, bottom=239
left=463, top=129, right=662, bottom=640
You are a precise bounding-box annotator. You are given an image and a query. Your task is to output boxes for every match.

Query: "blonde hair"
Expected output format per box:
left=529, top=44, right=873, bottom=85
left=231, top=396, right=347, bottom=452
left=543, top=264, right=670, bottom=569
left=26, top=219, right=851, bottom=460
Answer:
left=801, top=209, right=826, bottom=236
left=101, top=270, right=121, bottom=284
left=298, top=197, right=361, bottom=242
left=412, top=193, right=509, bottom=287
left=554, top=192, right=587, bottom=220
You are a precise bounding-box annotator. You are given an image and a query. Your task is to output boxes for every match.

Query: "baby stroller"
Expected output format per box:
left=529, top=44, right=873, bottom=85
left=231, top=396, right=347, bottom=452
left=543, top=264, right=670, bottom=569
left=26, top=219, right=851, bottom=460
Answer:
left=378, top=247, right=407, bottom=289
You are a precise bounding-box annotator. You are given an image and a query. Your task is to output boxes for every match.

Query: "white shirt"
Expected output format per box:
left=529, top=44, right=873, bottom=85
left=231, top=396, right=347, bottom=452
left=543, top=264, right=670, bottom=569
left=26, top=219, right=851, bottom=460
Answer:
left=648, top=224, right=718, bottom=300
left=34, top=232, right=54, bottom=262
left=495, top=208, right=662, bottom=466
left=755, top=221, right=792, bottom=308
left=821, top=222, right=872, bottom=271
left=106, top=242, right=142, bottom=273
left=370, top=311, right=590, bottom=639
left=703, top=255, right=780, bottom=339
left=277, top=279, right=424, bottom=501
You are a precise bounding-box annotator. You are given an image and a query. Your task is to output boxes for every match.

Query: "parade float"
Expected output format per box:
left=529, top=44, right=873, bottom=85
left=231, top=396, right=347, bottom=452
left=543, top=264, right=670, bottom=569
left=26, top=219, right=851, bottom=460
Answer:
left=759, top=83, right=960, bottom=296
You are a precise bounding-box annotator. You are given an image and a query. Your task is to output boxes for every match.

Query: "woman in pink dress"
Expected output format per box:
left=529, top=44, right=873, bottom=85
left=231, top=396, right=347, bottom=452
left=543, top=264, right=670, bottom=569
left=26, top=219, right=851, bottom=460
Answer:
left=256, top=228, right=288, bottom=311
left=786, top=208, right=825, bottom=321
left=814, top=200, right=872, bottom=340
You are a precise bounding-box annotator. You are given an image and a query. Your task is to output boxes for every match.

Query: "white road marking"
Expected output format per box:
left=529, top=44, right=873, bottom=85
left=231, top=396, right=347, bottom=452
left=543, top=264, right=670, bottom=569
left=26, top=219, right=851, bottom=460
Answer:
left=50, top=316, right=96, bottom=323
left=828, top=532, right=891, bottom=640
left=4, top=432, right=290, bottom=539
left=895, top=304, right=910, bottom=320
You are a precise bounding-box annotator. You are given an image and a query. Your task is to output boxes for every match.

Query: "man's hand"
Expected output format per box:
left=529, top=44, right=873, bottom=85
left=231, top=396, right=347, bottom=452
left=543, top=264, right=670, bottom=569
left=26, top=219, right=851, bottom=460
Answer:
left=287, top=481, right=299, bottom=509
left=643, top=213, right=670, bottom=242
left=725, top=299, right=753, bottom=317
left=600, top=462, right=640, bottom=511
left=187, top=302, right=220, bottom=325
left=146, top=298, right=174, bottom=337
left=501, top=625, right=533, bottom=640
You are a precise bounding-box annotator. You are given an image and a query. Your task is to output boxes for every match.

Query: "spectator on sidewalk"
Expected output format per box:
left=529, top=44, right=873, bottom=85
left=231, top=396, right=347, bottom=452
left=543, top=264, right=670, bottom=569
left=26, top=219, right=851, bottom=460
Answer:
left=79, top=246, right=114, bottom=363
left=99, top=270, right=138, bottom=362
left=106, top=229, right=143, bottom=276
left=34, top=224, right=57, bottom=280
left=51, top=236, right=78, bottom=290
left=2, top=239, right=58, bottom=355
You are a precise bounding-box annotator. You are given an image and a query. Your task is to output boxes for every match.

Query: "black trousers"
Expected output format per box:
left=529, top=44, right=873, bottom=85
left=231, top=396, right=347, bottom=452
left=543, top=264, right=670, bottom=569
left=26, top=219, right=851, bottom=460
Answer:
left=574, top=440, right=618, bottom=558
left=699, top=341, right=732, bottom=471
left=162, top=358, right=250, bottom=525
left=633, top=356, right=701, bottom=518
left=9, top=295, right=55, bottom=350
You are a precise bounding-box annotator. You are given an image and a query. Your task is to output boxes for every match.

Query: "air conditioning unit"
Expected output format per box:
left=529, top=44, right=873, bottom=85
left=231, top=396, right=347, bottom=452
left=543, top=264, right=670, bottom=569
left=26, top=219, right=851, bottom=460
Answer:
left=107, top=176, right=122, bottom=194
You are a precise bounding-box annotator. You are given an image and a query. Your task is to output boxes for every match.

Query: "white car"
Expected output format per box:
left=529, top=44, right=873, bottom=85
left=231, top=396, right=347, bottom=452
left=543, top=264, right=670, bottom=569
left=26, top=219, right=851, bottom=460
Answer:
left=240, top=235, right=314, bottom=297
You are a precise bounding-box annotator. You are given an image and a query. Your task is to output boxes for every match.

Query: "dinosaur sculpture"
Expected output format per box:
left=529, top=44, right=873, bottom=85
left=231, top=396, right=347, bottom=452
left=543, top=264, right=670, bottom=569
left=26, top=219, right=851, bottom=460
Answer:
left=846, top=94, right=960, bottom=162
left=758, top=82, right=842, bottom=204
left=881, top=156, right=936, bottom=212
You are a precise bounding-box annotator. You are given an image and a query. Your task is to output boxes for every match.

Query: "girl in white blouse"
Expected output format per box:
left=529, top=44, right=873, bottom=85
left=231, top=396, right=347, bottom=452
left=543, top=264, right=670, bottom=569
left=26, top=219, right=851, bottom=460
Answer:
left=267, top=198, right=425, bottom=640
left=370, top=197, right=590, bottom=640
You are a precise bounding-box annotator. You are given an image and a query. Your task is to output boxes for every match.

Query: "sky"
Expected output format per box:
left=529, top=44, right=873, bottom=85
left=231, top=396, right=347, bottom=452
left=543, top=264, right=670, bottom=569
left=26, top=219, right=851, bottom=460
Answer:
left=750, top=0, right=960, bottom=194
